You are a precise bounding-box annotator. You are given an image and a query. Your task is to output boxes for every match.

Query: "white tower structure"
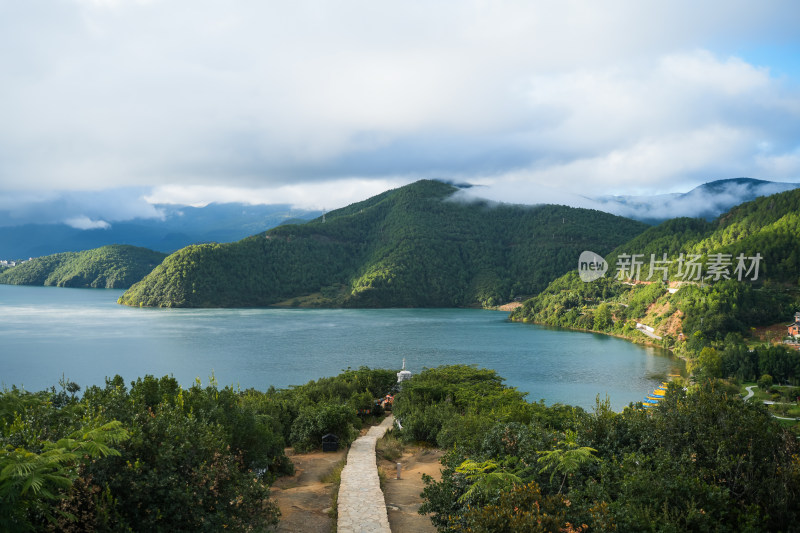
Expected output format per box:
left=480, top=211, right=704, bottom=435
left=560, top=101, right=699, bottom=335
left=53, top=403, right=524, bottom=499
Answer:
left=397, top=358, right=412, bottom=383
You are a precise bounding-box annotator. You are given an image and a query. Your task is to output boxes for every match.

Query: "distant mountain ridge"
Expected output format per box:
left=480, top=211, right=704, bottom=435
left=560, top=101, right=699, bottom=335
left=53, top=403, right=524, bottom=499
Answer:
left=119, top=180, right=648, bottom=308
left=0, top=245, right=166, bottom=289
left=0, top=203, right=320, bottom=259
left=592, top=177, right=800, bottom=223
left=3, top=178, right=795, bottom=260
left=511, top=186, right=800, bottom=363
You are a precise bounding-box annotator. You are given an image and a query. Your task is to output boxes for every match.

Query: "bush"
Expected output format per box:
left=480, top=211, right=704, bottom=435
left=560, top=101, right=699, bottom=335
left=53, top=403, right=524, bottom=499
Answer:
left=456, top=481, right=604, bottom=533
left=289, top=402, right=359, bottom=452
left=0, top=378, right=284, bottom=532
left=376, top=430, right=404, bottom=462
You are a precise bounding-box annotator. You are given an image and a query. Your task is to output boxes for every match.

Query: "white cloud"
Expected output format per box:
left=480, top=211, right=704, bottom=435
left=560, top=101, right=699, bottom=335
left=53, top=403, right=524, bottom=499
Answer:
left=64, top=216, right=111, bottom=230
left=0, top=0, right=799, bottom=205
left=756, top=149, right=800, bottom=176
left=462, top=48, right=800, bottom=201
left=0, top=189, right=163, bottom=227
left=144, top=177, right=414, bottom=210
left=658, top=51, right=770, bottom=95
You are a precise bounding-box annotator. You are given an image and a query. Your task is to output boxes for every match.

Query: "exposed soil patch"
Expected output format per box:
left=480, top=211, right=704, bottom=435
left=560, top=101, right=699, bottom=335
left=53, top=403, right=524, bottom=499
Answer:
left=753, top=323, right=790, bottom=342
left=646, top=299, right=670, bottom=317
left=378, top=445, right=444, bottom=533
left=660, top=309, right=684, bottom=337
left=270, top=441, right=442, bottom=532
left=496, top=301, right=523, bottom=311
left=270, top=448, right=346, bottom=533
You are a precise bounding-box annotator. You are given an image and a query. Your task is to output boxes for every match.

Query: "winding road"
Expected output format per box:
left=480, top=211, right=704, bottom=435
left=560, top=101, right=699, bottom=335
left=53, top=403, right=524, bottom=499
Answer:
left=744, top=385, right=799, bottom=421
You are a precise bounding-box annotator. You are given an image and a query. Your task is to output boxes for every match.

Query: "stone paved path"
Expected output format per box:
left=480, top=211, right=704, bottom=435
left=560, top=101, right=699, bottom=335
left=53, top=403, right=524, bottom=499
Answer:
left=337, top=415, right=394, bottom=533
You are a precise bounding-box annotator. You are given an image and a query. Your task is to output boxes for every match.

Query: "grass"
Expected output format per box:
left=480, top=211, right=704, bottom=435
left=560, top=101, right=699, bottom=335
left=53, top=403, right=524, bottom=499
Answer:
left=376, top=429, right=406, bottom=493
left=740, top=382, right=800, bottom=435
left=362, top=414, right=386, bottom=428
left=377, top=466, right=388, bottom=492
left=740, top=382, right=772, bottom=402
left=774, top=418, right=800, bottom=437
left=376, top=429, right=404, bottom=462
left=768, top=403, right=800, bottom=417
left=322, top=458, right=347, bottom=531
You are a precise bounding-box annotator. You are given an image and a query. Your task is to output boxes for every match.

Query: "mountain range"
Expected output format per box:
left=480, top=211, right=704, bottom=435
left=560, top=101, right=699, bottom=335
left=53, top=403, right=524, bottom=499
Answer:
left=0, top=203, right=319, bottom=259
left=592, top=177, right=800, bottom=223
left=118, top=180, right=647, bottom=308
left=2, top=178, right=796, bottom=261
left=5, top=177, right=800, bottom=308
left=510, top=185, right=800, bottom=378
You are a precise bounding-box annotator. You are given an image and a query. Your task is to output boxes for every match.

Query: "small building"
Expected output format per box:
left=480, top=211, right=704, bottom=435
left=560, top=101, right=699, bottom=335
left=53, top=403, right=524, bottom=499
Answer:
left=788, top=312, right=800, bottom=338
left=321, top=433, right=339, bottom=452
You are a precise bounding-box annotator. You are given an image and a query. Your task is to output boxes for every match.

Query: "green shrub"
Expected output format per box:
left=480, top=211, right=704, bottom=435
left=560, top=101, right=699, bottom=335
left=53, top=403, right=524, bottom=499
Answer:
left=289, top=402, right=359, bottom=452
left=376, top=430, right=404, bottom=462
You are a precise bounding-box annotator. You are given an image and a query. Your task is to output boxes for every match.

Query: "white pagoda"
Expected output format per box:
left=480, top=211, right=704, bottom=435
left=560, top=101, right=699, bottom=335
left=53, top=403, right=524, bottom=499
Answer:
left=397, top=358, right=412, bottom=383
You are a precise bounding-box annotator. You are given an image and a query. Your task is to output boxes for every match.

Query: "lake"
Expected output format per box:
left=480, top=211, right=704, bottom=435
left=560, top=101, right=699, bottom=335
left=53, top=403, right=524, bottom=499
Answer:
left=0, top=284, right=683, bottom=410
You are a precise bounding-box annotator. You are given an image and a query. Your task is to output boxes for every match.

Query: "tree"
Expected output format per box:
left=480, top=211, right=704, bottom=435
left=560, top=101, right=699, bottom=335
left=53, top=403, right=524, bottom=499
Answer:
left=536, top=430, right=600, bottom=494
left=593, top=303, right=613, bottom=331
left=696, top=347, right=723, bottom=379
left=0, top=421, right=129, bottom=532
left=454, top=481, right=600, bottom=533
left=454, top=459, right=522, bottom=503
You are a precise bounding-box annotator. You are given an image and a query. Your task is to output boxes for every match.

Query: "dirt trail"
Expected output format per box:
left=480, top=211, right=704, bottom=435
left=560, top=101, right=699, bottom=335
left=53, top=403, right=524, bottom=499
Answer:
left=270, top=448, right=346, bottom=533
left=379, top=446, right=444, bottom=533
left=270, top=444, right=443, bottom=532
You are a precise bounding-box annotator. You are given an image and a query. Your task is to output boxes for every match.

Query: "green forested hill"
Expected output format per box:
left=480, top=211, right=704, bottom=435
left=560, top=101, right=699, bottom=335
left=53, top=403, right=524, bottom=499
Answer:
left=119, top=180, right=648, bottom=308
left=512, top=187, right=800, bottom=375
left=598, top=187, right=800, bottom=282
left=0, top=245, right=167, bottom=289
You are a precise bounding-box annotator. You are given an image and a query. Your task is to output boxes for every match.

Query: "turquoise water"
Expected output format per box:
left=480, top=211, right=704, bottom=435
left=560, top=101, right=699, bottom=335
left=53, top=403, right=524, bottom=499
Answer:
left=0, top=284, right=682, bottom=410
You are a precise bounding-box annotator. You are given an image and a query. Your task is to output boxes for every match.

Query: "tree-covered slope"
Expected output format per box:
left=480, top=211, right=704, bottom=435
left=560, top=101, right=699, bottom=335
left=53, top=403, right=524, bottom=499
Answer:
left=512, top=187, right=800, bottom=357
left=119, top=180, right=648, bottom=308
left=598, top=186, right=800, bottom=283
left=0, top=245, right=167, bottom=289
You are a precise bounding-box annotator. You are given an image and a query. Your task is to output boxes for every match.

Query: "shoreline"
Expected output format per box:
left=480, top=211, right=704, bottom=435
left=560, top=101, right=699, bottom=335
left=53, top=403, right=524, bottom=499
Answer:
left=509, top=315, right=692, bottom=374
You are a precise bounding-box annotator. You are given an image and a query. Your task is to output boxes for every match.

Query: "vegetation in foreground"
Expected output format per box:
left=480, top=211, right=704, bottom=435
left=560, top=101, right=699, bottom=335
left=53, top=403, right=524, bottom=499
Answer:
left=392, top=365, right=800, bottom=533
left=0, top=368, right=396, bottom=532
left=3, top=363, right=799, bottom=532
left=0, top=245, right=166, bottom=289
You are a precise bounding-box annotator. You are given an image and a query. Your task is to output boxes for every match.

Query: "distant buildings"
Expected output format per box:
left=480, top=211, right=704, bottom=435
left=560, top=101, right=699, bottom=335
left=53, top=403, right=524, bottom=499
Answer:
left=789, top=312, right=800, bottom=338
left=0, top=258, right=32, bottom=267
left=785, top=313, right=800, bottom=351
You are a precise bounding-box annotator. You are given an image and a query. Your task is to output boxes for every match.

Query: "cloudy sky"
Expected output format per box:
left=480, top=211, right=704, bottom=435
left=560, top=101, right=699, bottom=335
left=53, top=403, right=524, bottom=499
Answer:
left=1, top=0, right=799, bottom=226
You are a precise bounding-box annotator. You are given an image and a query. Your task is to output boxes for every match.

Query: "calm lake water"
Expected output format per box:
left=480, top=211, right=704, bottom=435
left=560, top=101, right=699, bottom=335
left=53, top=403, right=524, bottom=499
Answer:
left=0, top=284, right=683, bottom=410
